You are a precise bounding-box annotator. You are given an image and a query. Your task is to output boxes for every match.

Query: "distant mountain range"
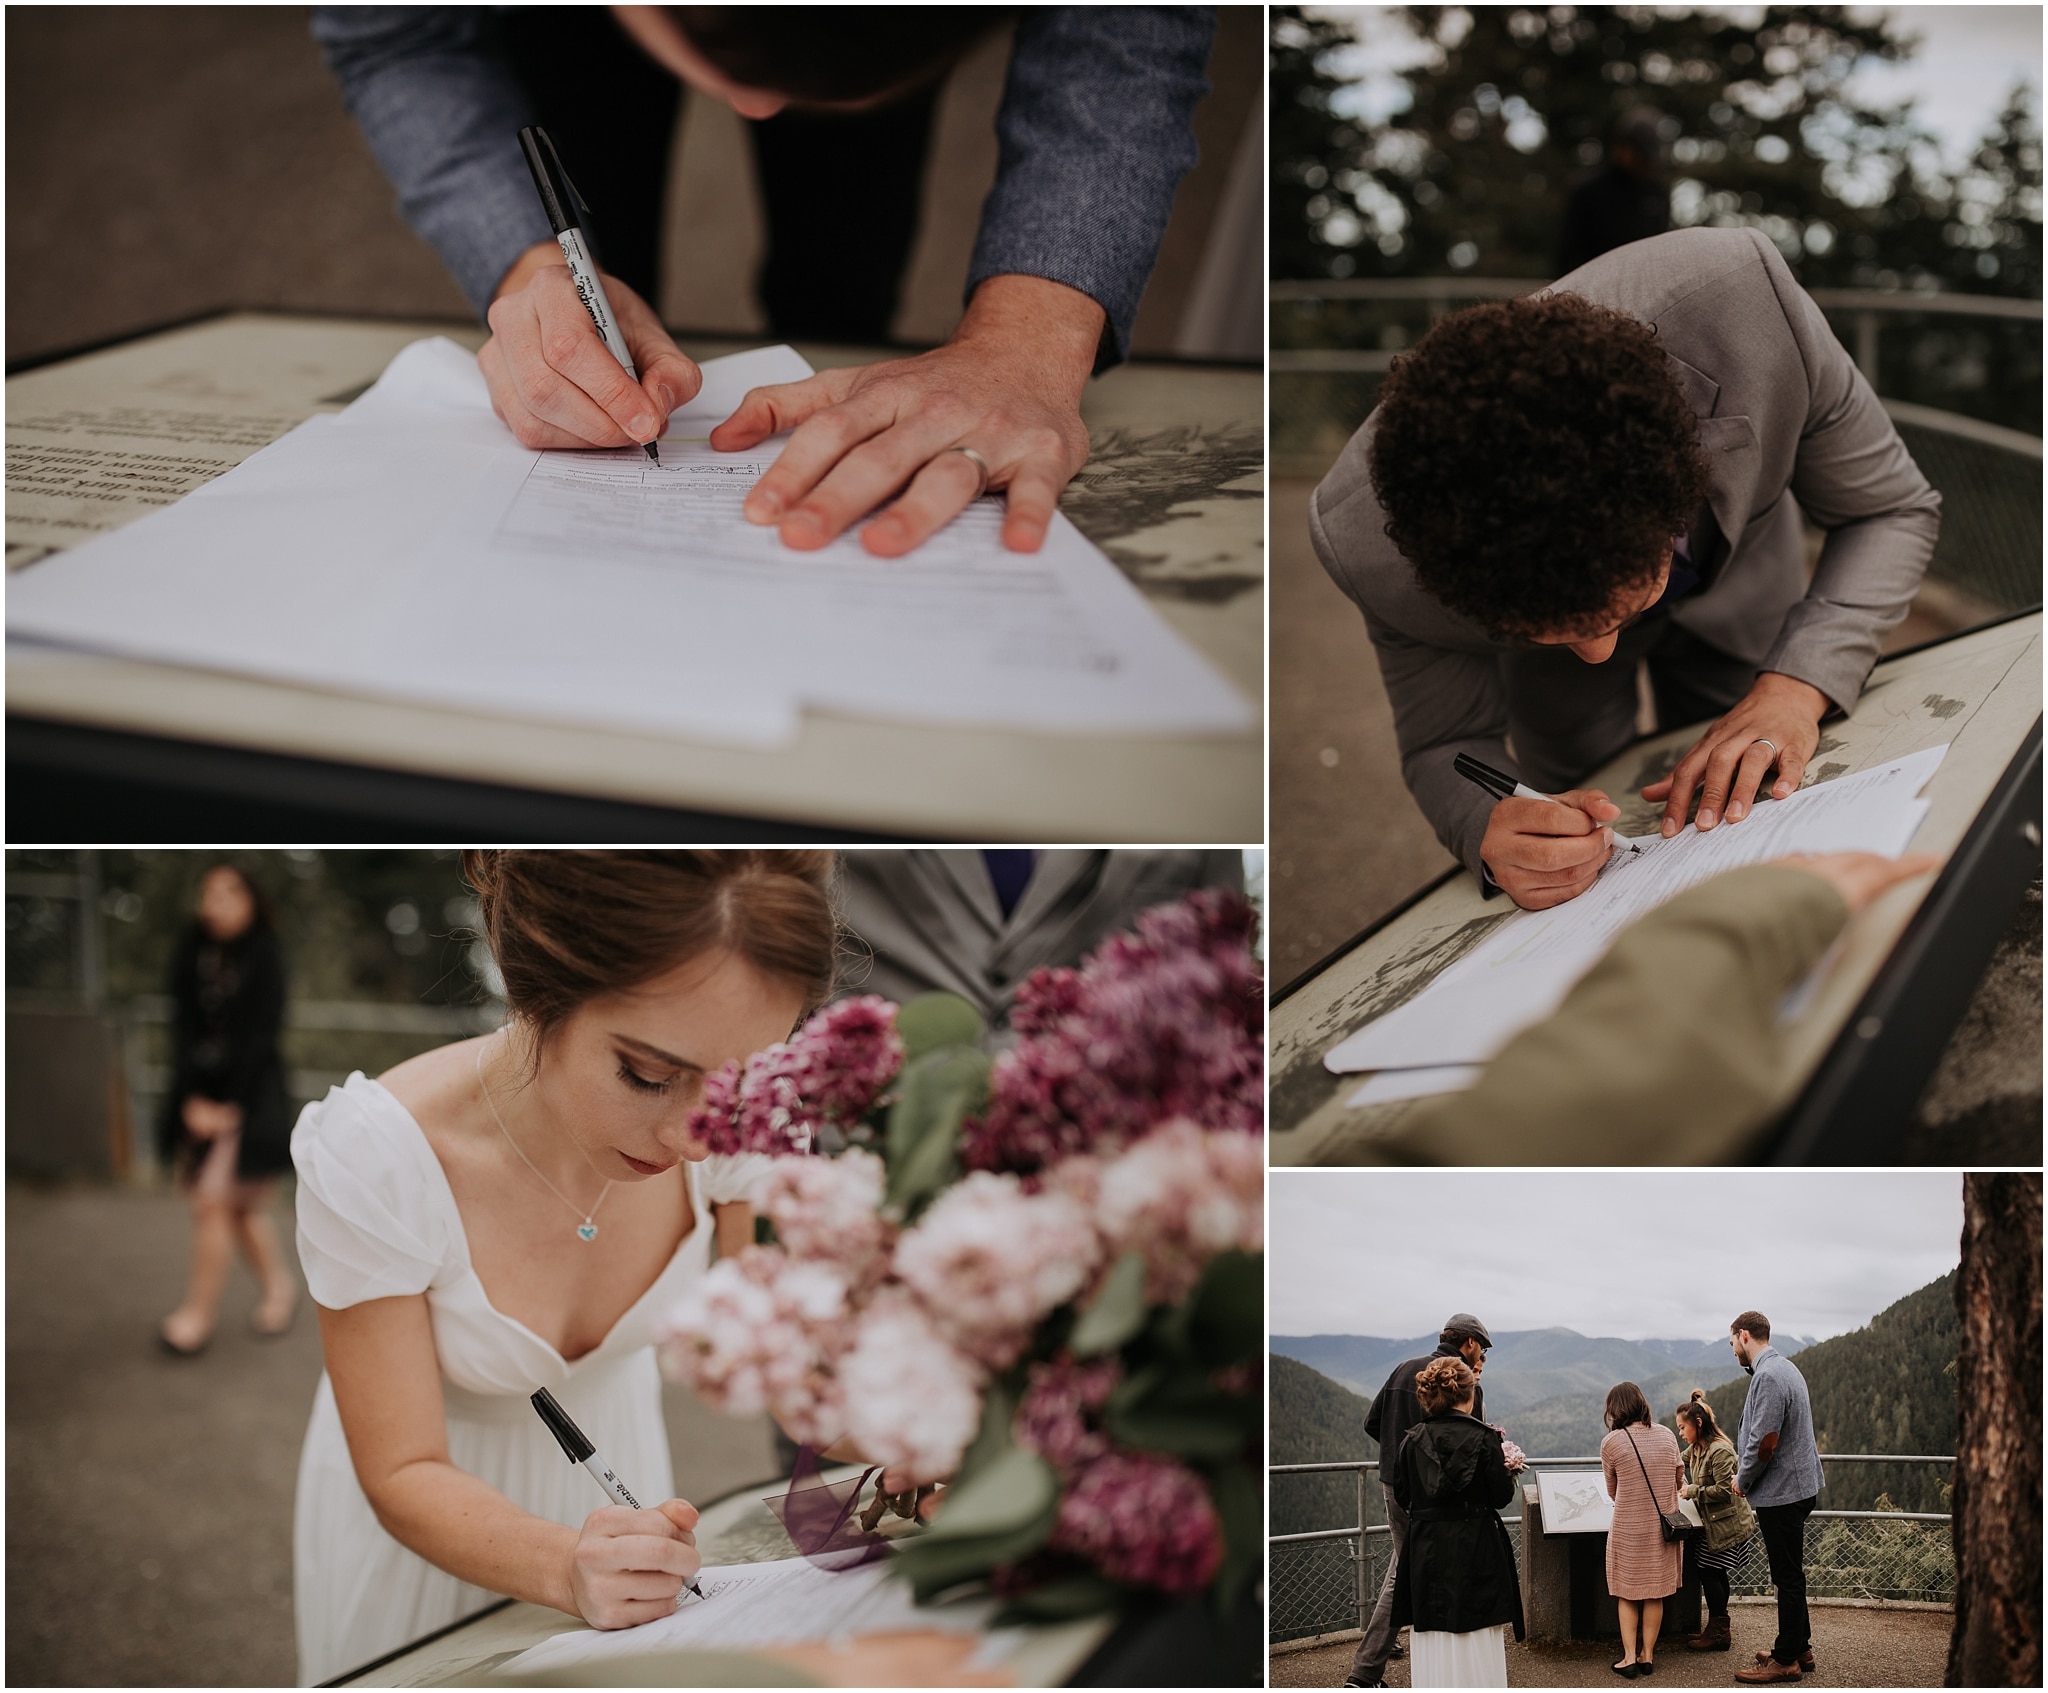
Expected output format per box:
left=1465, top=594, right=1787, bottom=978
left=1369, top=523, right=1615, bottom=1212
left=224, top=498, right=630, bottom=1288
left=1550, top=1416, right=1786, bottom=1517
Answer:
left=1272, top=1274, right=1958, bottom=1535
left=1270, top=1327, right=1814, bottom=1418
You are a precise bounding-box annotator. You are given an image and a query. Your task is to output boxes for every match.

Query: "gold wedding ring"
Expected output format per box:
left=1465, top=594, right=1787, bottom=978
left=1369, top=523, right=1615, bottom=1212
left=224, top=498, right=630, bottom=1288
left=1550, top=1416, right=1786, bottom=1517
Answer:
left=944, top=445, right=992, bottom=498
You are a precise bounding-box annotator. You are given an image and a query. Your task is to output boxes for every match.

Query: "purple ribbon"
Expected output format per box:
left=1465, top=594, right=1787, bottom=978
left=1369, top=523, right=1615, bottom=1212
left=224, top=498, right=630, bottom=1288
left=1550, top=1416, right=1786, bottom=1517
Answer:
left=764, top=1444, right=892, bottom=1570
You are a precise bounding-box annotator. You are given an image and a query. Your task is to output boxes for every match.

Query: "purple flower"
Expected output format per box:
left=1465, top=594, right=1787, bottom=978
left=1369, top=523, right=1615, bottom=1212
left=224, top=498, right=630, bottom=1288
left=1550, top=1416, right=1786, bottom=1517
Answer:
left=963, top=888, right=1263, bottom=1177
left=1048, top=1451, right=1226, bottom=1594
left=686, top=995, right=905, bottom=1156
left=1013, top=1353, right=1122, bottom=1471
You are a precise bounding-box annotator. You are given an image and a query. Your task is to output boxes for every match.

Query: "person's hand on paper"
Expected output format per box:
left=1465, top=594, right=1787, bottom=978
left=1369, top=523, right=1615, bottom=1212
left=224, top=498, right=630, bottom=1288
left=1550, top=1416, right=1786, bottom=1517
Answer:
left=481, top=243, right=703, bottom=454
left=711, top=274, right=1101, bottom=557
left=769, top=1630, right=1012, bottom=1687
left=1479, top=788, right=1622, bottom=910
left=1775, top=851, right=1942, bottom=912
left=569, top=1497, right=701, bottom=1629
left=1643, top=671, right=1830, bottom=836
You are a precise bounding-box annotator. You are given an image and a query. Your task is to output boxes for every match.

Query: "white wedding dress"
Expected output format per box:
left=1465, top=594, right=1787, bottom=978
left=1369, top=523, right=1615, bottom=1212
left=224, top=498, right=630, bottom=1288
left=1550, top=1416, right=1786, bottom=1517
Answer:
left=290, top=1073, right=716, bottom=1686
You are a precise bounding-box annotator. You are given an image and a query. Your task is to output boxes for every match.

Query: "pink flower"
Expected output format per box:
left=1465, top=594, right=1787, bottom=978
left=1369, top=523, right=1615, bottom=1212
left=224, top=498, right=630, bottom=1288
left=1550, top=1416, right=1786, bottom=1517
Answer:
left=1013, top=1353, right=1122, bottom=1471
left=656, top=1248, right=851, bottom=1446
left=685, top=996, right=905, bottom=1156
left=963, top=888, right=1263, bottom=1176
left=759, top=1149, right=895, bottom=1282
left=836, top=1295, right=986, bottom=1488
left=1094, top=1119, right=1265, bottom=1303
left=1049, top=1451, right=1225, bottom=1593
left=895, top=1173, right=1101, bottom=1368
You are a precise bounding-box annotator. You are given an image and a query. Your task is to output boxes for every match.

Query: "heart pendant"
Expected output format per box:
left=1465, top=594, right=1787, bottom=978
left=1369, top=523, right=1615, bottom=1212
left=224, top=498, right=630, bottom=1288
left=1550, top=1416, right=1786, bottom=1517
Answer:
left=577, top=1222, right=597, bottom=1242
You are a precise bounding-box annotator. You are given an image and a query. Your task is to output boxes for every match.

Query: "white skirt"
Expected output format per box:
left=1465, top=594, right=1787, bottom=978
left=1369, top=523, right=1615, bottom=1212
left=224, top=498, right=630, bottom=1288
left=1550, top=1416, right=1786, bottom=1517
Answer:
left=1411, top=1623, right=1510, bottom=1687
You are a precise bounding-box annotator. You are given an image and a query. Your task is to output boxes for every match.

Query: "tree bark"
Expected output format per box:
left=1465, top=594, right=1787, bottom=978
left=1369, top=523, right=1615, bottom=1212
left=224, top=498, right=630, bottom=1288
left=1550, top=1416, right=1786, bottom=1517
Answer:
left=1948, top=1172, right=2041, bottom=1688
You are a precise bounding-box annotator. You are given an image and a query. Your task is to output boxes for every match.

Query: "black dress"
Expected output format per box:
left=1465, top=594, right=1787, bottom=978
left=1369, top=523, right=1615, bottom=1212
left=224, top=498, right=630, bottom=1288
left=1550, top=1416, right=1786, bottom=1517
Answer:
left=158, top=924, right=295, bottom=1181
left=1391, top=1410, right=1526, bottom=1640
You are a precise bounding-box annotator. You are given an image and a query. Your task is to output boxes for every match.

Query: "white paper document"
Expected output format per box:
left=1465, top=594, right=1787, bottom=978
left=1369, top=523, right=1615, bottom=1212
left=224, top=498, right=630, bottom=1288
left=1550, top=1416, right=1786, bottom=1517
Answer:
left=7, top=339, right=1251, bottom=746
left=499, top=1555, right=996, bottom=1677
left=1326, top=745, right=1948, bottom=1074
left=1346, top=1065, right=1482, bottom=1107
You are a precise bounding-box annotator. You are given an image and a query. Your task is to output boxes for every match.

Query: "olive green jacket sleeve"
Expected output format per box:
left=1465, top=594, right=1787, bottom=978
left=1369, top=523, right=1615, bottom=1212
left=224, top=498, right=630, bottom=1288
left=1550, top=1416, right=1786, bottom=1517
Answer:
left=1388, top=865, right=1850, bottom=1165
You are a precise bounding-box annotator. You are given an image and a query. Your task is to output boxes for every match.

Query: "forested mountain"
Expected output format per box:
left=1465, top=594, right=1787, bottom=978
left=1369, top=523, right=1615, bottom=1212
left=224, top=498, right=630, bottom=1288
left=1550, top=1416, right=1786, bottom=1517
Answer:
left=1272, top=1327, right=1811, bottom=1417
left=1273, top=1275, right=1958, bottom=1526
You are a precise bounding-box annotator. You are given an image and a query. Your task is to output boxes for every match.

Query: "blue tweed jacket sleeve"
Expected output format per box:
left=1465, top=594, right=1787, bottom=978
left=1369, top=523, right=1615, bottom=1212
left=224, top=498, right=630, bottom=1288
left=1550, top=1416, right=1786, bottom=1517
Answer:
left=315, top=6, right=1214, bottom=360
left=968, top=7, right=1214, bottom=369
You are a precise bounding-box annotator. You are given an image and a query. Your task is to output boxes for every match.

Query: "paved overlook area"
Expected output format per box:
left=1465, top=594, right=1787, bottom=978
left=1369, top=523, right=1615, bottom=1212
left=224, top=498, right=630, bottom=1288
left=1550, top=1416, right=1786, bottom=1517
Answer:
left=1272, top=1603, right=1954, bottom=1689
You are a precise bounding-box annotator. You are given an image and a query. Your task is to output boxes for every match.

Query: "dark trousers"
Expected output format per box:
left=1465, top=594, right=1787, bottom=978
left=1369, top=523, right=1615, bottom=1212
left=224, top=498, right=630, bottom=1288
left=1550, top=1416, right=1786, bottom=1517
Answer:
left=1700, top=1564, right=1730, bottom=1617
left=1502, top=614, right=1760, bottom=799
left=497, top=9, right=935, bottom=341
left=1755, top=1496, right=1818, bottom=1664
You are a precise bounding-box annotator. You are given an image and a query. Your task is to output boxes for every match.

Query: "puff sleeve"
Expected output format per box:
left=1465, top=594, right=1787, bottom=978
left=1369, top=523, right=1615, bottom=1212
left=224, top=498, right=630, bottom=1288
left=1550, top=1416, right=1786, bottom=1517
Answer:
left=293, top=1075, right=455, bottom=1309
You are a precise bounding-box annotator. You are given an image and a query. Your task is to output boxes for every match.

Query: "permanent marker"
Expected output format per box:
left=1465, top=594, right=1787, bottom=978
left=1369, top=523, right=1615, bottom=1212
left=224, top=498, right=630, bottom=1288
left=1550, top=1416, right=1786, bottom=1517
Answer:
left=530, top=1387, right=704, bottom=1599
left=517, top=125, right=661, bottom=464
left=1452, top=752, right=1652, bottom=856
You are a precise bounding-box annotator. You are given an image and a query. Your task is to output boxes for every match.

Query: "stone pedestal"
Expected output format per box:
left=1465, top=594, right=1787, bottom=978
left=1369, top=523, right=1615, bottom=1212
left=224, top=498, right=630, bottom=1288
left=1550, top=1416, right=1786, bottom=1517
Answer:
left=1521, top=1482, right=1701, bottom=1641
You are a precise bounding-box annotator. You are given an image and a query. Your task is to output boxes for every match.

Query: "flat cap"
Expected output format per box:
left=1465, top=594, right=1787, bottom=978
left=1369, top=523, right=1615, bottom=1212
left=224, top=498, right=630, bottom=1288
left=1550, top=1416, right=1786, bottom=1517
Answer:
left=1445, top=1313, right=1492, bottom=1346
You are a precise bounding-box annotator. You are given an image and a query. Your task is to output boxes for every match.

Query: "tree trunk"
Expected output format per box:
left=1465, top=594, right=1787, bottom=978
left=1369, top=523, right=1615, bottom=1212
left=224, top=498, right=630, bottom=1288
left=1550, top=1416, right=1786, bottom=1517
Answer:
left=1947, top=1172, right=2042, bottom=1687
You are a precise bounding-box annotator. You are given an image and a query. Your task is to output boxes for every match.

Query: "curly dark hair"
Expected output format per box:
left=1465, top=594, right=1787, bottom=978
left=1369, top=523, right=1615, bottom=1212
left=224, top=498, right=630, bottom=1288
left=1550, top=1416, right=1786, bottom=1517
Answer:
left=1367, top=292, right=1711, bottom=639
left=1416, top=1355, right=1476, bottom=1415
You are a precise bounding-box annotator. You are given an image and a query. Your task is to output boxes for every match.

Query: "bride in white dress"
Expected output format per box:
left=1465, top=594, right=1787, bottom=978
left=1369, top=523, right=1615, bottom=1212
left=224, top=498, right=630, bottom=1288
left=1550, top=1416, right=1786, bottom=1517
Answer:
left=291, top=851, right=836, bottom=1685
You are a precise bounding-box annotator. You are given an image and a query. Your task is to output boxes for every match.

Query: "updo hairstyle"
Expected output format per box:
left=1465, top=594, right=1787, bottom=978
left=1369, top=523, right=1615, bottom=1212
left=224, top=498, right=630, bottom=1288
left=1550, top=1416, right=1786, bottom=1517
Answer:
left=1415, top=1354, right=1476, bottom=1415
left=1674, top=1387, right=1726, bottom=1443
left=464, top=851, right=839, bottom=1050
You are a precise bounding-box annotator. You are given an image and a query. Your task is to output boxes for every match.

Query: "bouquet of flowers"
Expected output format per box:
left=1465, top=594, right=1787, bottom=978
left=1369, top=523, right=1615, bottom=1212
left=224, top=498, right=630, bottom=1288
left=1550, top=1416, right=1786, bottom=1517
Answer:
left=657, top=888, right=1263, bottom=1619
left=1490, top=1424, right=1529, bottom=1474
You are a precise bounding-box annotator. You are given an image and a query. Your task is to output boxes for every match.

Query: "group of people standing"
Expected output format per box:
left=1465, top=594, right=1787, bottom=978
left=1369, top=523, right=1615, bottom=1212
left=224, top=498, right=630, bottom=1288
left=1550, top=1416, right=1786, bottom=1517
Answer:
left=1346, top=1310, right=1824, bottom=1689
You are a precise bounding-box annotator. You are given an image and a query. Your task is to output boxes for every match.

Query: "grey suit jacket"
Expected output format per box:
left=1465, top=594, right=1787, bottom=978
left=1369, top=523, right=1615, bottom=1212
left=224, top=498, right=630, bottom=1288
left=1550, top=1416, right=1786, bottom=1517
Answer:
left=834, top=850, right=1244, bottom=1033
left=1310, top=227, right=1942, bottom=879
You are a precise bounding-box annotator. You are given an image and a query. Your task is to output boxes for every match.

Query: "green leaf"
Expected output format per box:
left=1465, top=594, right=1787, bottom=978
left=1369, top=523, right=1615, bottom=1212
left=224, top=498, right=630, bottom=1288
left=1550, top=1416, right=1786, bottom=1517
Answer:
left=951, top=1380, right=1019, bottom=1495
left=919, top=1444, right=1059, bottom=1542
left=1187, top=1250, right=1263, bottom=1368
left=891, top=1506, right=1057, bottom=1603
left=991, top=1571, right=1126, bottom=1626
left=885, top=1046, right=988, bottom=1211
left=1072, top=1250, right=1149, bottom=1357
left=1106, top=1361, right=1258, bottom=1459
left=1208, top=1460, right=1263, bottom=1610
left=894, top=992, right=987, bottom=1061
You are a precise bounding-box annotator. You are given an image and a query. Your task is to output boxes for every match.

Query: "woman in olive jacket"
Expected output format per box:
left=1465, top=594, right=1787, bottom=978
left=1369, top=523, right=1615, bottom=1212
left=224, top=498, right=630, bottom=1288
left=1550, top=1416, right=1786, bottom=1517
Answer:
left=1675, top=1389, right=1758, bottom=1652
left=1391, top=1355, right=1525, bottom=1687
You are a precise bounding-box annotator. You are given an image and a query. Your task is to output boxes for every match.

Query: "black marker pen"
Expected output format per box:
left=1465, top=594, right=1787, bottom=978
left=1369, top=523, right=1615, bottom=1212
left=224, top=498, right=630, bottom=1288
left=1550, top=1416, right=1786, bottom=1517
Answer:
left=517, top=125, right=661, bottom=464
left=531, top=1387, right=704, bottom=1599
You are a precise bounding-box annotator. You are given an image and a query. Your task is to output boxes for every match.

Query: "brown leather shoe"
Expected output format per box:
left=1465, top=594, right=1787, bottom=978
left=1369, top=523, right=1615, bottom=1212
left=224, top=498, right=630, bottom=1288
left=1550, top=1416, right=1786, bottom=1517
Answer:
left=1753, top=1650, right=1816, bottom=1671
left=1687, top=1615, right=1732, bottom=1651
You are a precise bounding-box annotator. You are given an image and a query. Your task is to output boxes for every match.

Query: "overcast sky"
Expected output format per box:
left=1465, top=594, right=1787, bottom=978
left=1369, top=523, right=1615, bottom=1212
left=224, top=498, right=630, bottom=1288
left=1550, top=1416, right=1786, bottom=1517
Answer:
left=1310, top=6, right=2040, bottom=171
left=1271, top=1172, right=1963, bottom=1342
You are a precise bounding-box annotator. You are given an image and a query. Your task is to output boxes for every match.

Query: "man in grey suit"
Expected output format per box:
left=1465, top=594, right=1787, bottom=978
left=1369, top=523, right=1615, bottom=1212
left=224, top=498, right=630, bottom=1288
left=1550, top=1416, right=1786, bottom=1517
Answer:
left=1311, top=227, right=1940, bottom=910
left=835, top=850, right=1245, bottom=1031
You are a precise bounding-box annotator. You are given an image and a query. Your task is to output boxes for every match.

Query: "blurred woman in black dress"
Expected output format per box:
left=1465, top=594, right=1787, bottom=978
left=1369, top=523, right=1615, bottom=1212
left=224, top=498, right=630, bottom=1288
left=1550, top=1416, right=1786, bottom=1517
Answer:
left=157, top=864, right=298, bottom=1354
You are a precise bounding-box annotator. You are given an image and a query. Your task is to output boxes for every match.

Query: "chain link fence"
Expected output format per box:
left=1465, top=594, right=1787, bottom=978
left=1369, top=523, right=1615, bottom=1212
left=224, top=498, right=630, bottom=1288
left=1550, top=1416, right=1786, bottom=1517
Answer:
left=1272, top=1460, right=1953, bottom=1645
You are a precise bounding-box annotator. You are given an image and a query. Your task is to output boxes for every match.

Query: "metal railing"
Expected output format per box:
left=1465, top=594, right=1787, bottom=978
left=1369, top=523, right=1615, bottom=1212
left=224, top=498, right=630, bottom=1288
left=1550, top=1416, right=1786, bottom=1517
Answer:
left=1271, top=1455, right=1956, bottom=1646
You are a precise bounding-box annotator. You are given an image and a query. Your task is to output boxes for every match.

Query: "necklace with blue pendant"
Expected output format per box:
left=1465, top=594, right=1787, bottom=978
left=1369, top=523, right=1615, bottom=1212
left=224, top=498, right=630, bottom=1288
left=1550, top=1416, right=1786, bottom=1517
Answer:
left=478, top=1040, right=614, bottom=1242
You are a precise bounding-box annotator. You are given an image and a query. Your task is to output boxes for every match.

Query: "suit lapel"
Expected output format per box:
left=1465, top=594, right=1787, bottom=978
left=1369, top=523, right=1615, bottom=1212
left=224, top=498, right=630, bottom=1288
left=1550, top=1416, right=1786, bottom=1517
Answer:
left=1667, top=349, right=1761, bottom=551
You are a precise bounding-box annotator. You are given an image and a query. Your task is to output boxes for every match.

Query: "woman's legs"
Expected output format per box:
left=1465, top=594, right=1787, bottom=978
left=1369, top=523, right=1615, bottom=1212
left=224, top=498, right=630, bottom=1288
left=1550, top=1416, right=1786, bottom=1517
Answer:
left=1616, top=1597, right=1641, bottom=1668
left=162, top=1190, right=236, bottom=1349
left=1641, top=1596, right=1664, bottom=1663
left=234, top=1188, right=297, bottom=1331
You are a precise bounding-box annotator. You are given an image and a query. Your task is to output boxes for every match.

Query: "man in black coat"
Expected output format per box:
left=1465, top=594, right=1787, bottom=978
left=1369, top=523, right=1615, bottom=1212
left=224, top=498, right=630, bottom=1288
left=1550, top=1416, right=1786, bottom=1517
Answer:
left=1345, top=1314, right=1493, bottom=1689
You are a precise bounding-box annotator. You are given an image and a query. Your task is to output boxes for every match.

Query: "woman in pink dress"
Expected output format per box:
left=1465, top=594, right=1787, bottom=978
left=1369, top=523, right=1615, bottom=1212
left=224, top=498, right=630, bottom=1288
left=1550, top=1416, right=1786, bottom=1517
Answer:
left=1601, top=1381, right=1683, bottom=1678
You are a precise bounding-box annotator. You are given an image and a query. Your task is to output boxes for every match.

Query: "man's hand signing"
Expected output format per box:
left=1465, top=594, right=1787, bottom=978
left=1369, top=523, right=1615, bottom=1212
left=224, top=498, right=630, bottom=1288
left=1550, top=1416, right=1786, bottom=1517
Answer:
left=713, top=274, right=1100, bottom=556
left=1643, top=672, right=1830, bottom=836
left=482, top=243, right=702, bottom=452
left=1480, top=788, right=1621, bottom=910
